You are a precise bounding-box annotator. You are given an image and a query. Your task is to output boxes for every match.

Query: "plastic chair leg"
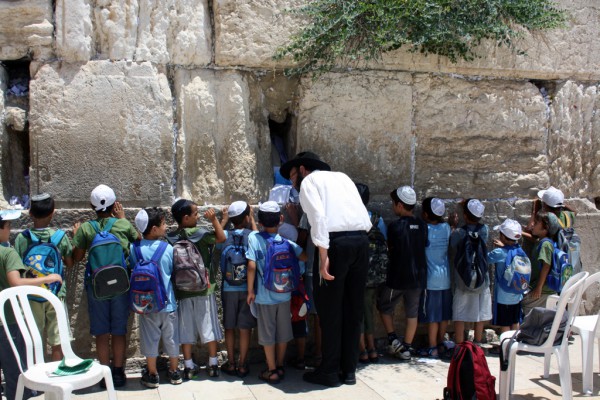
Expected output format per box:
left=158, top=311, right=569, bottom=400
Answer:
left=556, top=347, right=573, bottom=400
left=543, top=350, right=552, bottom=378
left=499, top=341, right=511, bottom=400
left=14, top=375, right=25, bottom=400
left=101, top=365, right=117, bottom=400
left=580, top=330, right=594, bottom=394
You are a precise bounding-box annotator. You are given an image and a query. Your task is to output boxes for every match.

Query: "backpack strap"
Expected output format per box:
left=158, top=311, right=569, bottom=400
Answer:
left=49, top=230, right=66, bottom=247
left=557, top=212, right=571, bottom=230
left=102, top=218, right=118, bottom=233
left=150, top=242, right=168, bottom=264
left=133, top=241, right=144, bottom=263
left=23, top=229, right=40, bottom=244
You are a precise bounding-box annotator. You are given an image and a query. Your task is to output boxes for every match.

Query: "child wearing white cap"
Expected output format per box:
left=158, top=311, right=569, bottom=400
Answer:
left=488, top=219, right=531, bottom=333
left=418, top=197, right=452, bottom=358
left=72, top=184, right=140, bottom=388
left=130, top=208, right=181, bottom=388
left=245, top=201, right=306, bottom=384
left=377, top=186, right=428, bottom=360
left=449, top=199, right=492, bottom=344
left=219, top=201, right=257, bottom=378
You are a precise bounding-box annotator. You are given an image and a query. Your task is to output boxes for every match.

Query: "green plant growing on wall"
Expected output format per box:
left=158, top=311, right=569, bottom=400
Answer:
left=274, top=0, right=567, bottom=77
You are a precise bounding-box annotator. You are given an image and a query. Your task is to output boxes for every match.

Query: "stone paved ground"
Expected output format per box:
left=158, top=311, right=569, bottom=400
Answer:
left=24, top=336, right=600, bottom=400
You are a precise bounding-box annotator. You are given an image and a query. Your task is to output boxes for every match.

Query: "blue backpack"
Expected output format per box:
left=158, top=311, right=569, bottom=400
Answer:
left=22, top=229, right=65, bottom=301
left=497, top=245, right=531, bottom=295
left=129, top=241, right=168, bottom=314
left=87, top=218, right=130, bottom=300
left=260, top=232, right=300, bottom=293
left=220, top=230, right=251, bottom=286
left=540, top=238, right=573, bottom=293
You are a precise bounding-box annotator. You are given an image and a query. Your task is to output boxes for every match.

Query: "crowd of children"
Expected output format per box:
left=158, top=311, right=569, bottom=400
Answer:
left=0, top=181, right=580, bottom=397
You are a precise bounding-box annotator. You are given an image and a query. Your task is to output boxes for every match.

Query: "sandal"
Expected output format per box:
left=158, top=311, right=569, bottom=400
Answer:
left=368, top=349, right=379, bottom=363
left=359, top=350, right=369, bottom=364
left=221, top=361, right=237, bottom=376
left=236, top=362, right=249, bottom=378
left=417, top=346, right=439, bottom=358
left=259, top=369, right=280, bottom=385
left=276, top=365, right=285, bottom=380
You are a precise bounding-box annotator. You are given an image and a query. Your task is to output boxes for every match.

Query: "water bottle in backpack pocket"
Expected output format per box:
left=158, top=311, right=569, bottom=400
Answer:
left=168, top=230, right=210, bottom=293
left=220, top=230, right=251, bottom=286
left=557, top=212, right=582, bottom=274
left=129, top=241, right=169, bottom=314
left=22, top=229, right=66, bottom=301
left=260, top=232, right=300, bottom=293
left=87, top=219, right=130, bottom=300
left=454, top=225, right=488, bottom=292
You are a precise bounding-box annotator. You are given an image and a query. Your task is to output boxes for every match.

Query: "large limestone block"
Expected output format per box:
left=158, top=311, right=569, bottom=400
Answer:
left=55, top=0, right=94, bottom=62
left=548, top=81, right=600, bottom=197
left=174, top=69, right=271, bottom=204
left=296, top=72, right=413, bottom=198
left=214, top=0, right=305, bottom=68
left=413, top=75, right=548, bottom=199
left=0, top=66, right=9, bottom=208
left=29, top=61, right=174, bottom=207
left=0, top=0, right=53, bottom=60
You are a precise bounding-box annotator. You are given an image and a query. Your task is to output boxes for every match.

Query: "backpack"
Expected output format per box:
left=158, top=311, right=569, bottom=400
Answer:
left=443, top=341, right=496, bottom=400
left=129, top=241, right=169, bottom=314
left=539, top=238, right=573, bottom=293
left=22, top=229, right=66, bottom=301
left=167, top=230, right=210, bottom=293
left=260, top=232, right=300, bottom=293
left=87, top=218, right=130, bottom=300
left=557, top=212, right=582, bottom=274
left=291, top=278, right=310, bottom=322
left=497, top=245, right=531, bottom=295
left=366, top=212, right=388, bottom=287
left=454, top=225, right=488, bottom=292
left=220, top=230, right=251, bottom=286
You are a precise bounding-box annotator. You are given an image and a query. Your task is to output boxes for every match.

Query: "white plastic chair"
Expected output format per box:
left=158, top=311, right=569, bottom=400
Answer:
left=570, top=271, right=600, bottom=394
left=499, top=271, right=589, bottom=400
left=0, top=286, right=116, bottom=400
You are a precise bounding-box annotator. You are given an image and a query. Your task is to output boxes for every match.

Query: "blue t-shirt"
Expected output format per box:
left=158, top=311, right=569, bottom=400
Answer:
left=129, top=239, right=177, bottom=313
left=246, top=232, right=304, bottom=305
left=219, top=229, right=251, bottom=292
left=488, top=247, right=522, bottom=305
left=425, top=222, right=451, bottom=290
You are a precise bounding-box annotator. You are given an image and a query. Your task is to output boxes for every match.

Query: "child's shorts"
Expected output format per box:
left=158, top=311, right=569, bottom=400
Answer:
left=418, top=289, right=452, bottom=323
left=139, top=311, right=179, bottom=358
left=178, top=293, right=224, bottom=344
left=452, top=286, right=492, bottom=322
left=362, top=286, right=378, bottom=334
left=86, top=285, right=129, bottom=336
left=255, top=301, right=293, bottom=346
left=492, top=302, right=521, bottom=327
left=292, top=319, right=308, bottom=339
left=30, top=298, right=70, bottom=346
left=222, top=290, right=256, bottom=330
left=376, top=286, right=422, bottom=318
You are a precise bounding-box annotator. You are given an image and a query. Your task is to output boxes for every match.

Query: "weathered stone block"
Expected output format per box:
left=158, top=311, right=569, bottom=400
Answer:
left=28, top=61, right=174, bottom=208
left=0, top=0, right=53, bottom=60
left=55, top=0, right=94, bottom=62
left=173, top=69, right=272, bottom=204
left=214, top=0, right=305, bottom=68
left=414, top=74, right=549, bottom=199
left=296, top=71, right=413, bottom=198
left=548, top=81, right=600, bottom=197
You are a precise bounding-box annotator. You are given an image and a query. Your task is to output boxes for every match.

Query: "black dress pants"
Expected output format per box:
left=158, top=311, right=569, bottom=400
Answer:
left=313, top=232, right=369, bottom=376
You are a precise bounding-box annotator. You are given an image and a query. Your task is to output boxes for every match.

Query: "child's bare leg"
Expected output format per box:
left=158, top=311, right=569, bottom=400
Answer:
left=147, top=357, right=158, bottom=375
left=380, top=313, right=395, bottom=335
left=112, top=335, right=126, bottom=368
left=51, top=345, right=63, bottom=362
left=263, top=344, right=276, bottom=371
left=359, top=333, right=366, bottom=352
left=474, top=321, right=485, bottom=342
left=276, top=342, right=287, bottom=368
left=182, top=343, right=193, bottom=361
left=295, top=337, right=306, bottom=361
left=225, top=329, right=235, bottom=364
left=96, top=334, right=110, bottom=366
left=438, top=321, right=449, bottom=344
left=404, top=317, right=418, bottom=344
left=239, top=329, right=251, bottom=366
left=428, top=322, right=439, bottom=348
left=169, top=357, right=179, bottom=372
left=454, top=321, right=465, bottom=343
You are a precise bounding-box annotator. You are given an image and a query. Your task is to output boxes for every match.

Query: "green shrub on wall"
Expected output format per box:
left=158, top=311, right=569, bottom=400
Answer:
left=274, top=0, right=566, bottom=77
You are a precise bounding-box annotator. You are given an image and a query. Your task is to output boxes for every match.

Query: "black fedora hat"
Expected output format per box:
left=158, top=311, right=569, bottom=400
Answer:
left=280, top=151, right=331, bottom=180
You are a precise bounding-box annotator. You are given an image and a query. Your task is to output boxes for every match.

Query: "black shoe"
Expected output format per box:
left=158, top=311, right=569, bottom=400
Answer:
left=340, top=372, right=356, bottom=385
left=169, top=369, right=183, bottom=385
left=303, top=371, right=341, bottom=387
left=112, top=367, right=127, bottom=388
left=141, top=371, right=160, bottom=389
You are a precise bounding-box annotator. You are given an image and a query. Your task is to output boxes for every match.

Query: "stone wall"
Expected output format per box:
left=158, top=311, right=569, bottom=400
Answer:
left=1, top=0, right=599, bottom=357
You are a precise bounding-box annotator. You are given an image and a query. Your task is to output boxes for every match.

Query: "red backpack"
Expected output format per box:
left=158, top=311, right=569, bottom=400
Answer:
left=443, top=342, right=496, bottom=400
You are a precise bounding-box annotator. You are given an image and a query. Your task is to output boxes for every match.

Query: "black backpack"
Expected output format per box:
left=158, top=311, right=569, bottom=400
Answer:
left=454, top=224, right=488, bottom=292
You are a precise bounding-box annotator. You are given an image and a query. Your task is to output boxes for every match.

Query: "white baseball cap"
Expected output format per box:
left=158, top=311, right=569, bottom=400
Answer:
left=395, top=186, right=417, bottom=205
left=228, top=201, right=248, bottom=218
left=467, top=199, right=485, bottom=218
left=135, top=209, right=149, bottom=233
left=0, top=209, right=22, bottom=221
left=259, top=201, right=280, bottom=213
left=537, top=186, right=564, bottom=208
left=431, top=198, right=445, bottom=217
left=494, top=218, right=522, bottom=240
left=90, top=184, right=116, bottom=211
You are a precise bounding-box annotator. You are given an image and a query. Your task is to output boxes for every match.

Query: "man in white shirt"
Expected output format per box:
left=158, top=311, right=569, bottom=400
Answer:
left=281, top=151, right=372, bottom=387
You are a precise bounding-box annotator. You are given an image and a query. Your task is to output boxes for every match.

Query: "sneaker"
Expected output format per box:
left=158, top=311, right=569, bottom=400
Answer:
left=183, top=365, right=199, bottom=381
left=169, top=369, right=183, bottom=385
left=208, top=365, right=220, bottom=378
left=141, top=372, right=159, bottom=389
left=387, top=338, right=402, bottom=355
left=112, top=367, right=127, bottom=388
left=395, top=343, right=415, bottom=360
